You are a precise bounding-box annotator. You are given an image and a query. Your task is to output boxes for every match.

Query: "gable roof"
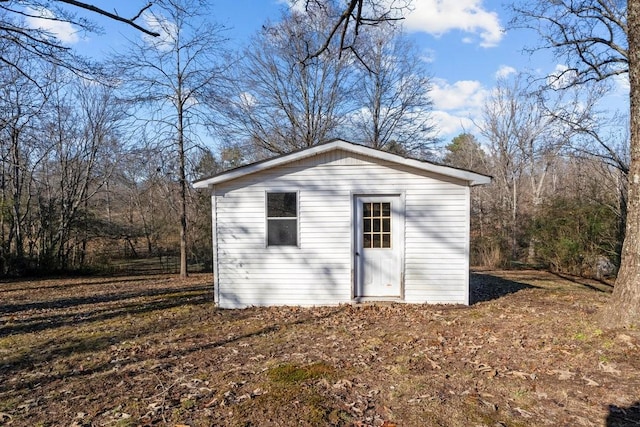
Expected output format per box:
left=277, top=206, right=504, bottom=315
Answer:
left=193, top=139, right=492, bottom=188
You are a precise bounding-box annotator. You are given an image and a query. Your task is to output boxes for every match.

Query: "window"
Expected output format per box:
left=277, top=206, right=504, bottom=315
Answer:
left=362, top=202, right=391, bottom=248
left=267, top=192, right=298, bottom=246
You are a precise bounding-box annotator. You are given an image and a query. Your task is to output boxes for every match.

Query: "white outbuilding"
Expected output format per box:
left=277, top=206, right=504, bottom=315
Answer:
left=193, top=139, right=491, bottom=309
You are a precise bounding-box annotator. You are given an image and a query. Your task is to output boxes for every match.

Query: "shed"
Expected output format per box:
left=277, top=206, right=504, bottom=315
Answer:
left=193, top=139, right=491, bottom=308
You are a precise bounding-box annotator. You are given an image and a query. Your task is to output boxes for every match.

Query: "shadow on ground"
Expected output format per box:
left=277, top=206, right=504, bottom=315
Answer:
left=607, top=401, right=640, bottom=426
left=0, top=285, right=212, bottom=337
left=469, top=272, right=536, bottom=304
left=550, top=271, right=613, bottom=293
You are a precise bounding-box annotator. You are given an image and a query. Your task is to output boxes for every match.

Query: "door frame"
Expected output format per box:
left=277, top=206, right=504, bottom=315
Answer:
left=352, top=193, right=405, bottom=301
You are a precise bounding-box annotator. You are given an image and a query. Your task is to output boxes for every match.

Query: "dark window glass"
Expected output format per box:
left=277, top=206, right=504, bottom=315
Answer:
left=362, top=201, right=392, bottom=249
left=267, top=192, right=297, bottom=217
left=267, top=192, right=297, bottom=246
left=268, top=219, right=297, bottom=246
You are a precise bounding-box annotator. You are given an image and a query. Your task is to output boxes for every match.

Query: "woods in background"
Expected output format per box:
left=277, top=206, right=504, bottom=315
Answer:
left=0, top=0, right=629, bottom=284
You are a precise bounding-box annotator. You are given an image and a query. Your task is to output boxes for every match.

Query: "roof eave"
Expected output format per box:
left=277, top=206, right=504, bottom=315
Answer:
left=192, top=140, right=492, bottom=188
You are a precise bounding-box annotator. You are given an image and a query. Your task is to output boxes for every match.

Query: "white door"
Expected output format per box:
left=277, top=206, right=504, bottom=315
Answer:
left=355, top=196, right=402, bottom=298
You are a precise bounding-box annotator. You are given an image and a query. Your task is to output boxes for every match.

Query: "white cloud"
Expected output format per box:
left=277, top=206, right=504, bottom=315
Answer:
left=547, top=64, right=579, bottom=89
left=402, top=0, right=504, bottom=47
left=431, top=78, right=488, bottom=110
left=420, top=48, right=436, bottom=64
left=495, top=65, right=516, bottom=79
left=430, top=78, right=489, bottom=139
left=432, top=110, right=474, bottom=137
left=612, top=73, right=630, bottom=96
left=142, top=12, right=177, bottom=50
left=26, top=7, right=79, bottom=44
left=275, top=0, right=309, bottom=13
left=239, top=91, right=257, bottom=108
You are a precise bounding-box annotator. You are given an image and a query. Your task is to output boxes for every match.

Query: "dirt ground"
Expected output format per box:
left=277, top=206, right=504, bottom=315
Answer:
left=1, top=270, right=639, bottom=426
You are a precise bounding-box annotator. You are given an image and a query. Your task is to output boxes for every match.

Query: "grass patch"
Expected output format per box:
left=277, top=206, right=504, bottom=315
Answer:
left=231, top=362, right=342, bottom=425
left=267, top=361, right=335, bottom=384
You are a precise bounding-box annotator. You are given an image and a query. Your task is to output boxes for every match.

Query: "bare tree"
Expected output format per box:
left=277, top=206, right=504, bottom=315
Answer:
left=477, top=74, right=579, bottom=262
left=349, top=25, right=436, bottom=154
left=0, top=48, right=50, bottom=272
left=115, top=0, right=229, bottom=277
left=222, top=3, right=352, bottom=154
left=513, top=0, right=640, bottom=327
left=34, top=73, right=121, bottom=270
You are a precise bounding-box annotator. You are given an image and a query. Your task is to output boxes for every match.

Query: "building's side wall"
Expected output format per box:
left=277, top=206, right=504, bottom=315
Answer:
left=213, top=149, right=470, bottom=308
left=403, top=184, right=470, bottom=304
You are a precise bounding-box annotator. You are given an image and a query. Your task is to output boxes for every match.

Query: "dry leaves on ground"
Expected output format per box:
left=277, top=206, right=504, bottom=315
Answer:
left=1, top=270, right=639, bottom=426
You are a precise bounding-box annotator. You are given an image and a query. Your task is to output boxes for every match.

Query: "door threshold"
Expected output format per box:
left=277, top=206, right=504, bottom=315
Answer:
left=352, top=297, right=404, bottom=304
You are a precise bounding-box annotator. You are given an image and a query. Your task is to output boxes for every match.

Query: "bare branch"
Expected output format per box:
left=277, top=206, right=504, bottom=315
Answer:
left=511, top=0, right=628, bottom=89
left=57, top=0, right=160, bottom=37
left=301, top=0, right=408, bottom=66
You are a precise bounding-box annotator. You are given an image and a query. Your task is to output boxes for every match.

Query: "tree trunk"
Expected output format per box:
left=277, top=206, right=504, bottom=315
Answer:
left=601, top=0, right=640, bottom=327
left=179, top=131, right=188, bottom=278
left=178, top=92, right=188, bottom=279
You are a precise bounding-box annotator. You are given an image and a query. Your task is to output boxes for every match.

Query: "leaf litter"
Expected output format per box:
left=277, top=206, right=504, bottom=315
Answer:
left=0, top=270, right=639, bottom=426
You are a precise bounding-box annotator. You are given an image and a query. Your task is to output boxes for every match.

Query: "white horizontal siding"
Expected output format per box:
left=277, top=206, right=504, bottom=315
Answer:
left=213, top=149, right=471, bottom=308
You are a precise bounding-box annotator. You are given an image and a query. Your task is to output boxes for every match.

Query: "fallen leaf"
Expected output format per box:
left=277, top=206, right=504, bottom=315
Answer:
left=616, top=334, right=635, bottom=347
left=426, top=357, right=441, bottom=370
left=507, top=370, right=535, bottom=380
left=598, top=362, right=621, bottom=375
left=476, top=397, right=498, bottom=411
left=203, top=398, right=218, bottom=408
left=550, top=369, right=575, bottom=380
left=333, top=379, right=353, bottom=389
left=513, top=406, right=533, bottom=418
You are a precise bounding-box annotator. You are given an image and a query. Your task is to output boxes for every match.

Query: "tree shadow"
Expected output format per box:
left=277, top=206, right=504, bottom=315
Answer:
left=0, top=276, right=162, bottom=294
left=549, top=271, right=613, bottom=293
left=0, top=289, right=213, bottom=375
left=0, top=304, right=347, bottom=395
left=1, top=284, right=211, bottom=315
left=606, top=401, right=640, bottom=426
left=0, top=285, right=211, bottom=337
left=469, top=272, right=536, bottom=304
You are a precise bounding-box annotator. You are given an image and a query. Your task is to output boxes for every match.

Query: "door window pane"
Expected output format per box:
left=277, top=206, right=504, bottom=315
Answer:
left=363, top=234, right=371, bottom=249
left=362, top=202, right=391, bottom=249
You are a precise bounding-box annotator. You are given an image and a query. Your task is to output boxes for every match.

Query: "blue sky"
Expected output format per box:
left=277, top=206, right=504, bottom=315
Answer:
left=32, top=0, right=629, bottom=144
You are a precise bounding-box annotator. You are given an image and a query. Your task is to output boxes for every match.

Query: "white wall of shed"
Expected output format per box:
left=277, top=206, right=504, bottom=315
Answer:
left=213, top=149, right=471, bottom=308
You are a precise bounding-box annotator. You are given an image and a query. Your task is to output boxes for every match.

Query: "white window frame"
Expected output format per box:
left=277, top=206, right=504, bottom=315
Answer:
left=265, top=190, right=299, bottom=247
